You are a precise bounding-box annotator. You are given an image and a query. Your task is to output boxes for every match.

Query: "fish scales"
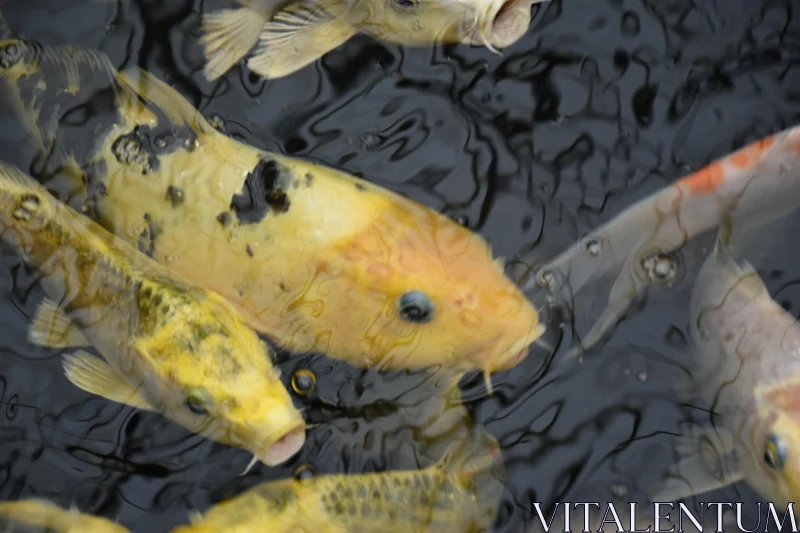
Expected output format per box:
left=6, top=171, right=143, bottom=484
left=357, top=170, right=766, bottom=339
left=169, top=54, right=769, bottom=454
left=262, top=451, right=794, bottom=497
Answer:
left=0, top=499, right=129, bottom=533
left=0, top=159, right=307, bottom=468
left=0, top=14, right=544, bottom=381
left=171, top=440, right=505, bottom=533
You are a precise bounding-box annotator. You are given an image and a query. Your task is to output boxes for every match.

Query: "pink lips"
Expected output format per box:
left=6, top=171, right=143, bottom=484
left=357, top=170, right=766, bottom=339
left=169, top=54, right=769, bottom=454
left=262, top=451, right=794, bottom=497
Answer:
left=264, top=426, right=306, bottom=465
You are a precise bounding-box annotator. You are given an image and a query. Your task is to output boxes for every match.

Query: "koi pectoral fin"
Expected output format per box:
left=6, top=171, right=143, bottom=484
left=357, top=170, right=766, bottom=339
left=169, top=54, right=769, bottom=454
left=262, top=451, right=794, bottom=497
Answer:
left=645, top=425, right=741, bottom=503
left=200, top=6, right=271, bottom=81
left=28, top=298, right=91, bottom=349
left=247, top=3, right=356, bottom=79
left=62, top=350, right=155, bottom=411
left=561, top=264, right=641, bottom=363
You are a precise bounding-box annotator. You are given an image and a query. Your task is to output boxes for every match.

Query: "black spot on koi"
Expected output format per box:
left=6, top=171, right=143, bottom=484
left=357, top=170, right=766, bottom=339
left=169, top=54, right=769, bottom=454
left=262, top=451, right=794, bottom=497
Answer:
left=229, top=157, right=291, bottom=224
left=137, top=213, right=159, bottom=258
left=111, top=124, right=198, bottom=175
left=165, top=185, right=184, bottom=207
left=0, top=39, right=30, bottom=69
left=216, top=211, right=232, bottom=227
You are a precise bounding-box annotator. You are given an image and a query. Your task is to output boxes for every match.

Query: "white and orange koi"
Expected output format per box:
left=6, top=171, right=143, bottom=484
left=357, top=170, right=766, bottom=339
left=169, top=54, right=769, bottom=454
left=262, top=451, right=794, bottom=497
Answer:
left=522, top=126, right=800, bottom=361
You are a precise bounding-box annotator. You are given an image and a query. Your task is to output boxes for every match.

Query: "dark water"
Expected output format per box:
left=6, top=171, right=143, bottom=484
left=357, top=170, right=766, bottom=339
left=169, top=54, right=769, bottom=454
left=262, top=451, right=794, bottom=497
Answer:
left=0, top=0, right=798, bottom=531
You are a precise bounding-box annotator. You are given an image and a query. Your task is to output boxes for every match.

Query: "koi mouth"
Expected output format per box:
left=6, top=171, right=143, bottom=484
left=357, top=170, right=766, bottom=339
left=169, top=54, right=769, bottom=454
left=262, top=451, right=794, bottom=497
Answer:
left=261, top=424, right=306, bottom=466
left=486, top=0, right=533, bottom=49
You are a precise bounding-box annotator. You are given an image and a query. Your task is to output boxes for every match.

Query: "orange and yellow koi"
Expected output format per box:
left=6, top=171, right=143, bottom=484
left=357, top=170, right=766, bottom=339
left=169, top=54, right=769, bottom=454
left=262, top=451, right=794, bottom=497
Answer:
left=0, top=18, right=545, bottom=387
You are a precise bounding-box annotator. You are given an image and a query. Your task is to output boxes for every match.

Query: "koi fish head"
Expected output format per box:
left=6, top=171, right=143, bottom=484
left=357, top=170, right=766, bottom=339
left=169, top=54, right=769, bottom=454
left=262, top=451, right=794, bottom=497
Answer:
left=349, top=0, right=539, bottom=50
left=137, top=292, right=306, bottom=468
left=752, top=380, right=800, bottom=508
left=315, top=195, right=545, bottom=374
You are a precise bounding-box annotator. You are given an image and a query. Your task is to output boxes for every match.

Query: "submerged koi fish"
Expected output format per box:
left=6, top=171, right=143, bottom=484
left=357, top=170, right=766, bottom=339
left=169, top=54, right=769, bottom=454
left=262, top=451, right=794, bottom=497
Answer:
left=0, top=500, right=129, bottom=533
left=522, top=126, right=800, bottom=361
left=170, top=437, right=505, bottom=533
left=0, top=20, right=545, bottom=386
left=199, top=0, right=543, bottom=80
left=0, top=160, right=305, bottom=468
left=646, top=219, right=800, bottom=509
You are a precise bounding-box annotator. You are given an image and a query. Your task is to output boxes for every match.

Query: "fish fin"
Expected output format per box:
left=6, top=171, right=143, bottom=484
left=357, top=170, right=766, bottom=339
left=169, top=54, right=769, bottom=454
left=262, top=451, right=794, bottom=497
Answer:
left=247, top=3, right=356, bottom=79
left=200, top=4, right=271, bottom=81
left=560, top=264, right=639, bottom=364
left=114, top=67, right=214, bottom=135
left=38, top=44, right=115, bottom=95
left=62, top=350, right=155, bottom=411
left=0, top=160, right=45, bottom=190
left=435, top=428, right=501, bottom=476
left=646, top=424, right=741, bottom=502
left=28, top=298, right=91, bottom=348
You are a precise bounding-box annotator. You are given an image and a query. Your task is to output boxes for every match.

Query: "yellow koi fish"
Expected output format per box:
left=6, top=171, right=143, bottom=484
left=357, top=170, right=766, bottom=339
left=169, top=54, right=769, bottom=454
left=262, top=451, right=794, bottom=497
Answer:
left=199, top=0, right=544, bottom=80
left=0, top=499, right=129, bottom=533
left=0, top=20, right=545, bottom=386
left=170, top=437, right=505, bottom=533
left=522, top=126, right=800, bottom=361
left=0, top=160, right=305, bottom=468
left=646, top=218, right=800, bottom=511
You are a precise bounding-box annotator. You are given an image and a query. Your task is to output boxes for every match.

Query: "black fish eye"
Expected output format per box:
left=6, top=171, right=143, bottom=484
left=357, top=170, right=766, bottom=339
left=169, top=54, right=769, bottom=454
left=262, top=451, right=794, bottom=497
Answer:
left=764, top=434, right=787, bottom=470
left=398, top=291, right=434, bottom=323
left=184, top=388, right=211, bottom=416
left=393, top=0, right=416, bottom=7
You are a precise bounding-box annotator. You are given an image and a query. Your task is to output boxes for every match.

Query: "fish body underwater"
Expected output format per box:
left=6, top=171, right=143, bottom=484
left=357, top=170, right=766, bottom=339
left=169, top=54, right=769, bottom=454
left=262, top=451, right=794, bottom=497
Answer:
left=0, top=19, right=545, bottom=380
left=0, top=159, right=306, bottom=467
left=200, top=0, right=544, bottom=80
left=0, top=499, right=129, bottom=533
left=523, top=126, right=800, bottom=361
left=170, top=438, right=505, bottom=533
left=646, top=221, right=800, bottom=510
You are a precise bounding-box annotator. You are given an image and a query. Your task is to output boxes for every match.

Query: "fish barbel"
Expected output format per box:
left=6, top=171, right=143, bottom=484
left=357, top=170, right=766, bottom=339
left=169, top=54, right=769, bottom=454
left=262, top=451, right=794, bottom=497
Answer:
left=646, top=217, right=800, bottom=511
left=170, top=436, right=505, bottom=533
left=522, top=126, right=800, bottom=361
left=198, top=0, right=546, bottom=80
left=0, top=15, right=545, bottom=385
left=0, top=159, right=306, bottom=468
left=0, top=499, right=129, bottom=533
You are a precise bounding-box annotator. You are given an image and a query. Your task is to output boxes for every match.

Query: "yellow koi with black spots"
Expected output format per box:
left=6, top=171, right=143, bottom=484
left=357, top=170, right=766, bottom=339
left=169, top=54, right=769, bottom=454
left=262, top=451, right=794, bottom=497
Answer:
left=171, top=438, right=505, bottom=533
left=0, top=15, right=545, bottom=388
left=0, top=160, right=305, bottom=469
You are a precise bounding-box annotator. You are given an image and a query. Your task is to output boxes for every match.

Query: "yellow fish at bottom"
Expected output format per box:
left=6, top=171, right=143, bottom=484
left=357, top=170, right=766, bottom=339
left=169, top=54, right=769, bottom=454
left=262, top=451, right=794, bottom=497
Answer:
left=0, top=500, right=129, bottom=533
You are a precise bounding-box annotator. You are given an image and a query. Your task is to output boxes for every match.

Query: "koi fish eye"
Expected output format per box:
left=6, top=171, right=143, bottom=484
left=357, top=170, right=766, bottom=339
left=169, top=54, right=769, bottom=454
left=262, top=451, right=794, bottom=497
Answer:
left=764, top=434, right=787, bottom=470
left=398, top=291, right=434, bottom=323
left=291, top=369, right=316, bottom=396
left=393, top=0, right=417, bottom=8
left=184, top=387, right=212, bottom=416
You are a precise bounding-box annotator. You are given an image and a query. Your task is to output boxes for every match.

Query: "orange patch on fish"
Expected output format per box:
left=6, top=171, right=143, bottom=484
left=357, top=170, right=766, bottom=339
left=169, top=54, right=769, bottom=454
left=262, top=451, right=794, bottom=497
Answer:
left=680, top=161, right=726, bottom=195
left=729, top=135, right=776, bottom=169
left=788, top=128, right=800, bottom=156
left=759, top=380, right=800, bottom=419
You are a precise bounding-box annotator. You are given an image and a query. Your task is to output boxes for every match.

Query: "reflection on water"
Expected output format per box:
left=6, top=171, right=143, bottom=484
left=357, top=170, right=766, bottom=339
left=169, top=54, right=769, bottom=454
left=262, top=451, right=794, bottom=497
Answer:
left=0, top=0, right=798, bottom=532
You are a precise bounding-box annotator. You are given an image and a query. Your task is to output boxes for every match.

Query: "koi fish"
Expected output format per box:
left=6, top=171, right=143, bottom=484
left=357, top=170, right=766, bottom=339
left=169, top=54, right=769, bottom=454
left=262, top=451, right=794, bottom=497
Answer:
left=0, top=18, right=545, bottom=388
left=170, top=436, right=505, bottom=533
left=645, top=218, right=800, bottom=509
left=0, top=499, right=129, bottom=533
left=0, top=160, right=305, bottom=469
left=522, top=126, right=800, bottom=362
left=199, top=0, right=543, bottom=80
